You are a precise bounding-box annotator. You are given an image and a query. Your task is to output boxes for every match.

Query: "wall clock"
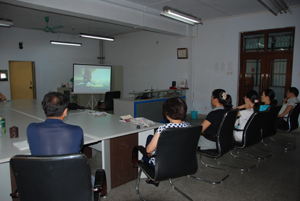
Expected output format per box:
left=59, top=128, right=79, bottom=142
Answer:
left=177, top=48, right=188, bottom=59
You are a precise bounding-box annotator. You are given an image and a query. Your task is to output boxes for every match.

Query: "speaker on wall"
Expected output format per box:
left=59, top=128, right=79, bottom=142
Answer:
left=172, top=81, right=176, bottom=87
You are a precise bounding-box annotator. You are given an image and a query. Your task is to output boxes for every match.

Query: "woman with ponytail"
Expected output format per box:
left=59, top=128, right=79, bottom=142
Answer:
left=233, top=90, right=259, bottom=142
left=198, top=89, right=231, bottom=150
left=260, top=89, right=278, bottom=111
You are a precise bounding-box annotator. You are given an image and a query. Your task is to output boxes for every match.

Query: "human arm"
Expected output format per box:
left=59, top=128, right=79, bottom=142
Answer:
left=0, top=92, right=6, bottom=101
left=233, top=104, right=245, bottom=117
left=201, top=120, right=211, bottom=133
left=278, top=105, right=293, bottom=117
left=146, top=132, right=160, bottom=155
left=282, top=98, right=287, bottom=106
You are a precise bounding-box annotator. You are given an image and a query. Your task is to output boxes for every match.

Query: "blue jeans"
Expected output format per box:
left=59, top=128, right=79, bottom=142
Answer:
left=142, top=135, right=155, bottom=168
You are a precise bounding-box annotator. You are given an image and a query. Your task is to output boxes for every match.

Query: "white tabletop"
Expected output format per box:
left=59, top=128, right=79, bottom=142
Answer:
left=0, top=108, right=35, bottom=163
left=65, top=112, right=156, bottom=140
left=0, top=99, right=161, bottom=163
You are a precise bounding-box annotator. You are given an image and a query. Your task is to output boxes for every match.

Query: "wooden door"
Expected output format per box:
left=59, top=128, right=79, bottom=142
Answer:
left=239, top=27, right=294, bottom=105
left=264, top=54, right=293, bottom=105
left=240, top=55, right=265, bottom=105
left=9, top=61, right=35, bottom=100
left=240, top=55, right=292, bottom=105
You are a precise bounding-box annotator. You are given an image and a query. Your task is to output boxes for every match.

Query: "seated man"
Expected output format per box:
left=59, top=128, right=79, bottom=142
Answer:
left=27, top=92, right=84, bottom=155
left=276, top=87, right=299, bottom=129
left=0, top=92, right=6, bottom=101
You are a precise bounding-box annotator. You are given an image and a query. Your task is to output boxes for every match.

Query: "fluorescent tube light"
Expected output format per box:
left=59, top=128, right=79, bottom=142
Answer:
left=257, top=0, right=292, bottom=16
left=50, top=40, right=82, bottom=46
left=0, top=18, right=13, bottom=27
left=160, top=6, right=202, bottom=25
left=79, top=33, right=114, bottom=41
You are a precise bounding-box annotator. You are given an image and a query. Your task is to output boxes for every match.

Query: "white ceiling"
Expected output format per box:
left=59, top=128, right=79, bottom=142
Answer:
left=0, top=0, right=299, bottom=37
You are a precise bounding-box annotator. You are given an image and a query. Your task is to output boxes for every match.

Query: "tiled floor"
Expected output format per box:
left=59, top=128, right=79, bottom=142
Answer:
left=88, top=118, right=300, bottom=201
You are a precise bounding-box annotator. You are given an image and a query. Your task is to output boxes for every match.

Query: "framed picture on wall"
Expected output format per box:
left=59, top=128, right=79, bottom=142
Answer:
left=177, top=48, right=188, bottom=59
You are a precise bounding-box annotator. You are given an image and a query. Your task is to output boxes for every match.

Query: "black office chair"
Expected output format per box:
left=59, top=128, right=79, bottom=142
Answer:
left=276, top=102, right=300, bottom=132
left=261, top=106, right=282, bottom=139
left=260, top=106, right=295, bottom=150
left=193, top=109, right=239, bottom=184
left=10, top=153, right=107, bottom=201
left=100, top=91, right=121, bottom=111
left=232, top=110, right=273, bottom=160
left=132, top=125, right=202, bottom=201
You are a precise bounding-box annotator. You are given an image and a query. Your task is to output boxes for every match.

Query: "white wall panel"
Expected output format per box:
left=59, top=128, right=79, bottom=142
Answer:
left=0, top=27, right=99, bottom=100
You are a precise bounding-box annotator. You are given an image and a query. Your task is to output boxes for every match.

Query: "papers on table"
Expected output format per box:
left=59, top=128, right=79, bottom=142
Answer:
left=120, top=115, right=133, bottom=122
left=130, top=117, right=155, bottom=128
left=88, top=111, right=107, bottom=116
left=13, top=140, right=29, bottom=150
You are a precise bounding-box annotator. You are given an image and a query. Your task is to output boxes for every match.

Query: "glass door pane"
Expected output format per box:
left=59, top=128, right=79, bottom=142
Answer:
left=269, top=59, right=288, bottom=105
left=244, top=59, right=261, bottom=94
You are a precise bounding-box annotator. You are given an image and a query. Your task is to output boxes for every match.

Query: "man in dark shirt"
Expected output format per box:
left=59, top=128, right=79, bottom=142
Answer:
left=27, top=92, right=83, bottom=155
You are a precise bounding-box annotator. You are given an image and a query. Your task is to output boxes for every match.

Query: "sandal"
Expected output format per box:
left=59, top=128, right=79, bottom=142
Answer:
left=146, top=179, right=159, bottom=187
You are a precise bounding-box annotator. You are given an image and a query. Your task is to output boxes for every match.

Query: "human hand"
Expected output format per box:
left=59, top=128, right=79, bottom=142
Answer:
left=282, top=98, right=287, bottom=105
left=245, top=103, right=252, bottom=109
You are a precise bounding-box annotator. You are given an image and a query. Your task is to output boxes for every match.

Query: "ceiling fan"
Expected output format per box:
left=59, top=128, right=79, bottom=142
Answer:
left=39, top=16, right=63, bottom=33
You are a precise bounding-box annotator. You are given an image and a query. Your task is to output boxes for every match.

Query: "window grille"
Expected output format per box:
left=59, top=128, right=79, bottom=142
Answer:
left=243, top=34, right=264, bottom=52
left=268, top=31, right=293, bottom=51
left=270, top=59, right=287, bottom=87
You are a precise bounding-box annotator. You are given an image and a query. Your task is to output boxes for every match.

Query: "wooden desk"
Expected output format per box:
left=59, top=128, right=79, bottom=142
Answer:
left=0, top=100, right=160, bottom=200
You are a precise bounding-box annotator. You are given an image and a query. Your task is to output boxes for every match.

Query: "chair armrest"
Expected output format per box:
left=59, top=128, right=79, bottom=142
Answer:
left=93, top=169, right=107, bottom=197
left=10, top=189, right=18, bottom=199
left=234, top=128, right=244, bottom=132
left=279, top=117, right=288, bottom=120
left=132, top=145, right=153, bottom=168
left=201, top=133, right=217, bottom=138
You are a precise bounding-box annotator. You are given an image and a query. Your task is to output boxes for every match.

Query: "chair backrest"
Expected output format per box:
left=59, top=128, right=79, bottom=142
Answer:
left=288, top=102, right=300, bottom=131
left=104, top=91, right=121, bottom=111
left=239, top=110, right=269, bottom=148
left=261, top=106, right=281, bottom=138
left=217, top=109, right=239, bottom=156
left=10, top=154, right=92, bottom=201
left=154, top=125, right=202, bottom=181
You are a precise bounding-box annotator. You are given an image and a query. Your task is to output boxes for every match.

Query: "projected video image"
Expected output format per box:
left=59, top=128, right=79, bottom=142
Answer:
left=73, top=65, right=111, bottom=94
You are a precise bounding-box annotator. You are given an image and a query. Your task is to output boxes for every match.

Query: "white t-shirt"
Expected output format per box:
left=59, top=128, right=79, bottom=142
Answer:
left=279, top=97, right=300, bottom=118
left=233, top=108, right=254, bottom=142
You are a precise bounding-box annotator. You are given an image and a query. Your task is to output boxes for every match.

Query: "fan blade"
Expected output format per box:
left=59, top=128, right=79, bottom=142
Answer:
left=51, top=25, right=64, bottom=30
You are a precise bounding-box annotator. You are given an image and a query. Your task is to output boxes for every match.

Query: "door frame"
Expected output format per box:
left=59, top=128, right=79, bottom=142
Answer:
left=239, top=27, right=295, bottom=105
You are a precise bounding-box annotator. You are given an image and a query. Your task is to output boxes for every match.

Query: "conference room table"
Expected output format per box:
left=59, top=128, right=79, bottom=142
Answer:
left=0, top=99, right=161, bottom=200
